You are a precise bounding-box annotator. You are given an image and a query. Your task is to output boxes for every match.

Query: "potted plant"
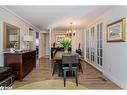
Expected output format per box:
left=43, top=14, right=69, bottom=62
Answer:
left=58, top=38, right=71, bottom=53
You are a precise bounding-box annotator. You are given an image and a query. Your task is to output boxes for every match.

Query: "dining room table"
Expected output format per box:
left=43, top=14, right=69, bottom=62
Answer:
left=53, top=51, right=84, bottom=76
left=53, top=51, right=83, bottom=61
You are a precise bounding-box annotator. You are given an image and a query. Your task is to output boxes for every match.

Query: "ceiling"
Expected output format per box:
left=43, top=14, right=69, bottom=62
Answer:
left=5, top=6, right=111, bottom=31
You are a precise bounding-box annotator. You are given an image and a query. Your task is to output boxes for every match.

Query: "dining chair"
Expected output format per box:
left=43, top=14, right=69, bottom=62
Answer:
left=76, top=49, right=83, bottom=73
left=78, top=59, right=83, bottom=73
left=62, top=55, right=79, bottom=87
left=52, top=59, right=62, bottom=76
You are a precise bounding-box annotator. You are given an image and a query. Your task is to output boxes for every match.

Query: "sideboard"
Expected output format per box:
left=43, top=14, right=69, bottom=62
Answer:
left=4, top=50, right=36, bottom=81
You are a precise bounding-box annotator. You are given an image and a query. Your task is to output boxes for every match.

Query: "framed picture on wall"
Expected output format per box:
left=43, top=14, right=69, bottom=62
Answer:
left=55, top=34, right=65, bottom=44
left=107, top=18, right=126, bottom=42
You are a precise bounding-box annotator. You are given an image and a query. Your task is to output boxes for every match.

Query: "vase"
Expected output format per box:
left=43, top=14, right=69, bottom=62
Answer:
left=64, top=48, right=68, bottom=53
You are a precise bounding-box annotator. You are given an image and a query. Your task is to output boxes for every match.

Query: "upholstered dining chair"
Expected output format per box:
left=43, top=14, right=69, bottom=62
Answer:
left=62, top=55, right=79, bottom=87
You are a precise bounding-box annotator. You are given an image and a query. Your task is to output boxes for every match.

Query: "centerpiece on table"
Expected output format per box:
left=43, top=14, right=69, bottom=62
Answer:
left=58, top=38, right=71, bottom=53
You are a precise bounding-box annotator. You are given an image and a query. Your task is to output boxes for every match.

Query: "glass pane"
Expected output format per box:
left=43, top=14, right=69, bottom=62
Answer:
left=91, top=28, right=92, bottom=36
left=100, top=49, right=102, bottom=57
left=92, top=55, right=93, bottom=61
left=93, top=55, right=95, bottom=62
left=93, top=27, right=94, bottom=37
left=100, top=40, right=102, bottom=48
left=97, top=57, right=99, bottom=64
left=97, top=24, right=99, bottom=40
left=100, top=31, right=102, bottom=40
left=100, top=58, right=103, bottom=66
left=97, top=49, right=99, bottom=56
left=91, top=55, right=92, bottom=61
left=86, top=53, right=88, bottom=59
left=100, top=23, right=103, bottom=32
left=97, top=41, right=99, bottom=48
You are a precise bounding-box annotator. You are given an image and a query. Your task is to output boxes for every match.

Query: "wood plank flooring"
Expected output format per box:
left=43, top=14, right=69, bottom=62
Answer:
left=12, top=58, right=120, bottom=89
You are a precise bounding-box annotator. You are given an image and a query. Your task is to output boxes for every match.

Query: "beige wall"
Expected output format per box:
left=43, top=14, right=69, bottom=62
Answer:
left=39, top=33, right=45, bottom=58
left=39, top=33, right=50, bottom=58
left=51, top=30, right=66, bottom=46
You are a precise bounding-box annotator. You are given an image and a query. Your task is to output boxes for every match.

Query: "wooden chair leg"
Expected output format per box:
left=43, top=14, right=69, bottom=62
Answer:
left=59, top=63, right=63, bottom=77
left=74, top=70, right=78, bottom=86
left=58, top=65, right=62, bottom=76
left=63, top=70, right=66, bottom=87
left=52, top=64, right=56, bottom=76
left=79, top=63, right=83, bottom=73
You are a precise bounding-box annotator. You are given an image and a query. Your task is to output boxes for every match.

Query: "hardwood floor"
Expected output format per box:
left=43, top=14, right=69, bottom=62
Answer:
left=12, top=58, right=120, bottom=89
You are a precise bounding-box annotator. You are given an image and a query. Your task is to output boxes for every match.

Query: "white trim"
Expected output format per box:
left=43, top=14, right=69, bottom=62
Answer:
left=0, top=6, right=41, bottom=32
left=103, top=71, right=127, bottom=89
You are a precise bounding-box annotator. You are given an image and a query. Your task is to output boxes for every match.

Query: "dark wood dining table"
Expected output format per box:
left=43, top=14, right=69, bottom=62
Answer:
left=53, top=51, right=83, bottom=61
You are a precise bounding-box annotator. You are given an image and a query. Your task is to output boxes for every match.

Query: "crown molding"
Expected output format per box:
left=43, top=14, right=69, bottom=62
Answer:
left=0, top=6, right=41, bottom=32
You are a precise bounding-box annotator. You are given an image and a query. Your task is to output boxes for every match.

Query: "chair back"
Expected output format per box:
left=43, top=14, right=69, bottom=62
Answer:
left=62, top=54, right=79, bottom=64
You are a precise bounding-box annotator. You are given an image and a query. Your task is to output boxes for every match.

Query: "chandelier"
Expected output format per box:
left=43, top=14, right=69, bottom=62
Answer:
left=66, top=22, right=76, bottom=37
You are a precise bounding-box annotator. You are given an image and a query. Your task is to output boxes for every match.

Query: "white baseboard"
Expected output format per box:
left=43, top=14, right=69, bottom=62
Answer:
left=84, top=59, right=127, bottom=89
left=103, top=71, right=127, bottom=89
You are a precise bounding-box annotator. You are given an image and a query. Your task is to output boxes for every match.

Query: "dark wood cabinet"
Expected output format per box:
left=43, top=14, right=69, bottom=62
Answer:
left=4, top=50, right=36, bottom=81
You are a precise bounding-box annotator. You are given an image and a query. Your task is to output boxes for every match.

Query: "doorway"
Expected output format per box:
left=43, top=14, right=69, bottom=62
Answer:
left=36, top=32, right=39, bottom=59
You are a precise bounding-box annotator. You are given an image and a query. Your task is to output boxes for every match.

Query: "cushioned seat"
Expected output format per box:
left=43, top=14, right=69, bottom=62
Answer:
left=0, top=67, right=13, bottom=81
left=0, top=67, right=14, bottom=86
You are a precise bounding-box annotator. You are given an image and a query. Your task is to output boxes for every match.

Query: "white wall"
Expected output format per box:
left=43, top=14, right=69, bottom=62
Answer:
left=84, top=6, right=127, bottom=89
left=0, top=7, right=40, bottom=66
left=72, top=29, right=83, bottom=51
left=103, top=7, right=127, bottom=89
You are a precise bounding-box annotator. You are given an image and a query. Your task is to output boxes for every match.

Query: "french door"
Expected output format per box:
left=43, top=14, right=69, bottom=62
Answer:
left=86, top=22, right=103, bottom=71
left=90, top=27, right=95, bottom=63
left=97, top=23, right=103, bottom=67
left=86, top=26, right=95, bottom=63
left=86, top=29, right=89, bottom=60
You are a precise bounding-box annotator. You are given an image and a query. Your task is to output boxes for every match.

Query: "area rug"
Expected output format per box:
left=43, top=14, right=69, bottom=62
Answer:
left=16, top=79, right=87, bottom=89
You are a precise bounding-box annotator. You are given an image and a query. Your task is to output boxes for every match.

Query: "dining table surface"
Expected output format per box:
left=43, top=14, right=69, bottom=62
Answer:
left=53, top=51, right=83, bottom=61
